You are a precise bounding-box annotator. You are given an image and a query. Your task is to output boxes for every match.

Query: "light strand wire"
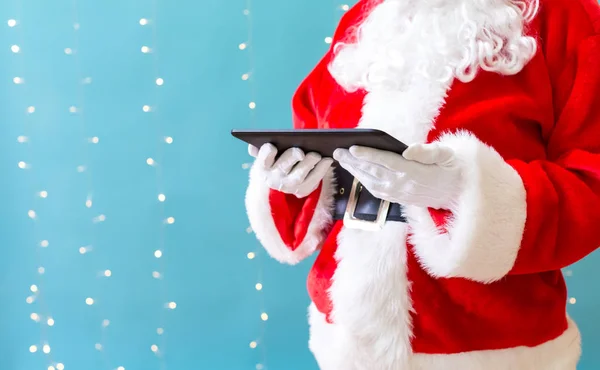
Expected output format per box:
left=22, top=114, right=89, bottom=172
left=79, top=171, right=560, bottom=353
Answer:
left=147, top=1, right=170, bottom=368
left=69, top=0, right=112, bottom=368
left=12, top=1, right=57, bottom=367
left=243, top=0, right=268, bottom=369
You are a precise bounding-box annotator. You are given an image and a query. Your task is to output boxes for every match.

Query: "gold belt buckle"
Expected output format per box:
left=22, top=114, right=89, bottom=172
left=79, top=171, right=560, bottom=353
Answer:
left=343, top=178, right=390, bottom=231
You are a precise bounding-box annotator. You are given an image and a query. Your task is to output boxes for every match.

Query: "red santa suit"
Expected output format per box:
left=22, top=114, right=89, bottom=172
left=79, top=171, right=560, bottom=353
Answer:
left=245, top=0, right=600, bottom=368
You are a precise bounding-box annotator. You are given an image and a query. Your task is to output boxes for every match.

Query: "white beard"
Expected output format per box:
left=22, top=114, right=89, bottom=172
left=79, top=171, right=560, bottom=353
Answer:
left=329, top=0, right=539, bottom=94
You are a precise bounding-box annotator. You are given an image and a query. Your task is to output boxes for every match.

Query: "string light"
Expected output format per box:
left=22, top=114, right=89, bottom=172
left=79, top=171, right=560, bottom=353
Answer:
left=241, top=2, right=269, bottom=367
left=8, top=19, right=17, bottom=27
left=29, top=345, right=38, bottom=353
left=70, top=16, right=107, bottom=369
left=569, top=297, right=577, bottom=304
left=27, top=105, right=35, bottom=113
left=142, top=9, right=172, bottom=367
left=92, top=214, right=106, bottom=223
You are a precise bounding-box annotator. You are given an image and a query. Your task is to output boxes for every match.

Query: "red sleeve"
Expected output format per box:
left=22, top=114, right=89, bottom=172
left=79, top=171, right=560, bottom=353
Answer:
left=246, top=1, right=365, bottom=264
left=406, top=32, right=600, bottom=282
left=507, top=35, right=600, bottom=274
left=245, top=53, right=336, bottom=265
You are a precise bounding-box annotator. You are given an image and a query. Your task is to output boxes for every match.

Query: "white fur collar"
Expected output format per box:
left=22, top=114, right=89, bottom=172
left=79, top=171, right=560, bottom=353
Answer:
left=328, top=0, right=539, bottom=144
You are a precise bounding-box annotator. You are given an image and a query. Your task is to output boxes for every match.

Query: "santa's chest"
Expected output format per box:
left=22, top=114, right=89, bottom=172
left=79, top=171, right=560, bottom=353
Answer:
left=308, top=67, right=452, bottom=145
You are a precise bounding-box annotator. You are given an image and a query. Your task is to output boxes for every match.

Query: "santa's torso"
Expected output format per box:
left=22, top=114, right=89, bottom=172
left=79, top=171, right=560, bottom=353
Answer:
left=291, top=0, right=593, bottom=368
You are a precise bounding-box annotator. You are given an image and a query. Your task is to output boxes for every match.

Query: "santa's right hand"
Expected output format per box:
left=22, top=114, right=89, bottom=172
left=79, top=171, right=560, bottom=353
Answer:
left=249, top=144, right=333, bottom=198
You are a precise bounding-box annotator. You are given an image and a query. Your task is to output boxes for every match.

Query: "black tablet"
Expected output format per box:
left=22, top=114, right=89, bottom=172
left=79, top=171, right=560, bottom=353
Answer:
left=231, top=129, right=408, bottom=158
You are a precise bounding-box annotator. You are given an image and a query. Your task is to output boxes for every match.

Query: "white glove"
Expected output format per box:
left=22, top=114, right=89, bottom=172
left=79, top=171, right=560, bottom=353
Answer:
left=333, top=143, right=463, bottom=209
left=249, top=144, right=334, bottom=198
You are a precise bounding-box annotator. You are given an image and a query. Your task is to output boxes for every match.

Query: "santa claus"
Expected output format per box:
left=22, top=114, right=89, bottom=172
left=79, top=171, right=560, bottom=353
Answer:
left=245, top=0, right=600, bottom=368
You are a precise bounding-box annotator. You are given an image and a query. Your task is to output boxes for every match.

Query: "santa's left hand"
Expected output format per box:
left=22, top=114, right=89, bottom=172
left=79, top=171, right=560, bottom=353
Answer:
left=333, top=144, right=463, bottom=210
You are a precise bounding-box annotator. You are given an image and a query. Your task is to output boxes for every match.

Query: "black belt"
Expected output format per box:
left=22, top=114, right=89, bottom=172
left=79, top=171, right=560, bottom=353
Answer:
left=332, top=165, right=407, bottom=228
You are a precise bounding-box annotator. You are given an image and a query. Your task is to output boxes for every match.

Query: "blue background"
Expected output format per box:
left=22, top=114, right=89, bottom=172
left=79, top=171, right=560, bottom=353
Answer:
left=0, top=1, right=598, bottom=369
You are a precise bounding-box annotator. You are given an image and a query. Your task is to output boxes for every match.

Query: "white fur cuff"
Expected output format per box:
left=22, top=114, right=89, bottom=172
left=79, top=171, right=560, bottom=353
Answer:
left=405, top=131, right=527, bottom=283
left=245, top=165, right=336, bottom=265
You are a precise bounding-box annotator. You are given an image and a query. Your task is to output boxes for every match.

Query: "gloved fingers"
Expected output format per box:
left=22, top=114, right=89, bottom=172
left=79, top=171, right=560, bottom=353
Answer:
left=292, top=158, right=334, bottom=198
left=301, top=157, right=334, bottom=187
left=287, top=152, right=322, bottom=184
left=336, top=159, right=387, bottom=195
left=256, top=143, right=278, bottom=169
left=402, top=143, right=454, bottom=165
left=335, top=148, right=393, bottom=180
left=273, top=147, right=305, bottom=174
left=349, top=146, right=414, bottom=173
left=248, top=144, right=259, bottom=158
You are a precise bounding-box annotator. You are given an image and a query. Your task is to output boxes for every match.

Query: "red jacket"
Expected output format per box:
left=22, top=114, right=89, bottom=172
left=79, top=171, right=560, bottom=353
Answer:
left=245, top=0, right=600, bottom=368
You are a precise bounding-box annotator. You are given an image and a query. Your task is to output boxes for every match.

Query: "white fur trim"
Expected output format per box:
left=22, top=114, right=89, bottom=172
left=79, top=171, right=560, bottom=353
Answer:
left=405, top=131, right=527, bottom=283
left=327, top=223, right=413, bottom=369
left=309, top=303, right=581, bottom=370
left=245, top=166, right=336, bottom=265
